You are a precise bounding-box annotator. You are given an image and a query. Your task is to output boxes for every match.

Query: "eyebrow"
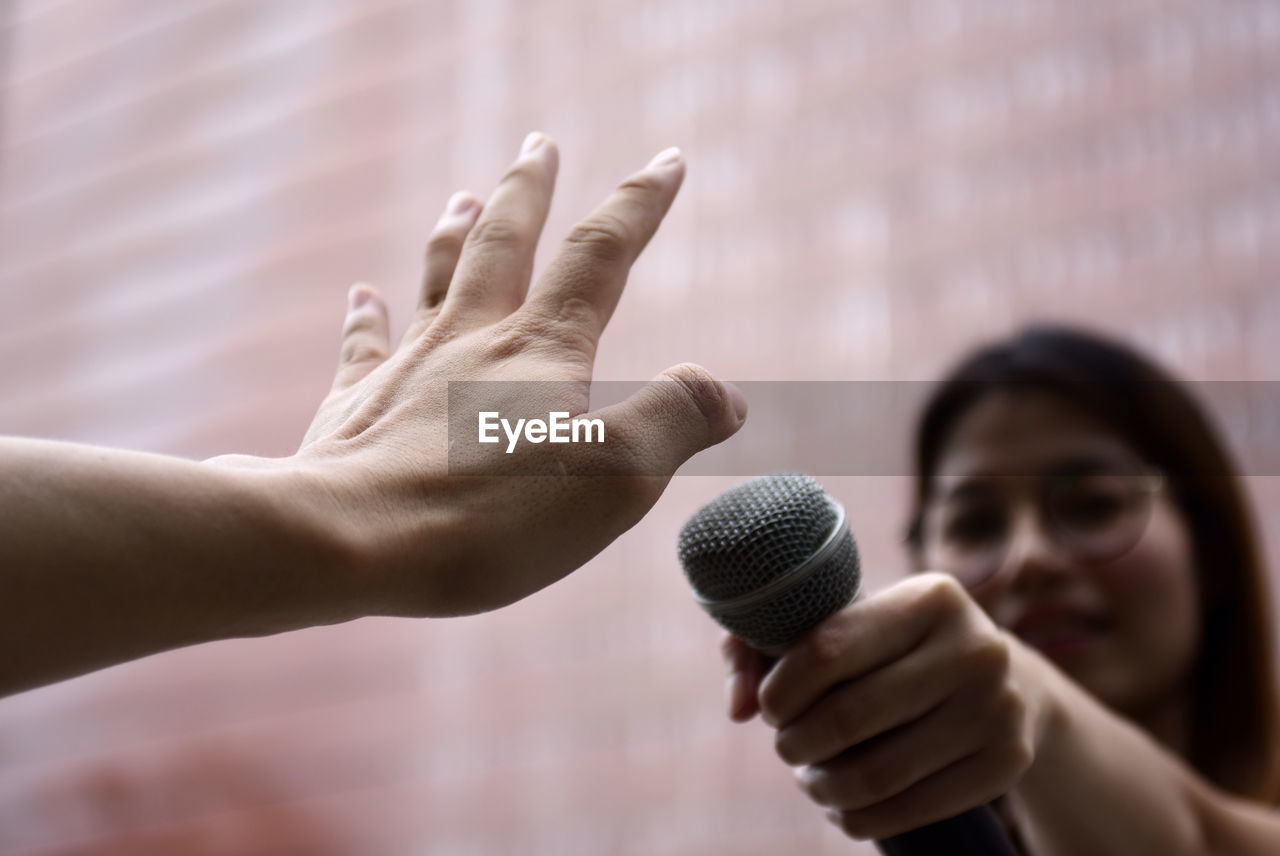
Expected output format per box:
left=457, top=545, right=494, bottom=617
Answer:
left=937, top=453, right=1143, bottom=504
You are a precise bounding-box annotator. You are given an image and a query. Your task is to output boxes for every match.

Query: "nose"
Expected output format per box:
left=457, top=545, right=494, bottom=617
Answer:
left=997, top=506, right=1074, bottom=590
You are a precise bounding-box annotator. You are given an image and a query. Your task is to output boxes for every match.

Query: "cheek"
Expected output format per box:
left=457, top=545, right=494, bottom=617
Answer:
left=1093, top=510, right=1200, bottom=679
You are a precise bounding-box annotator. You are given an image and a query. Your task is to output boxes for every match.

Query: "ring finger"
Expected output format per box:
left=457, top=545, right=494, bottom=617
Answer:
left=418, top=191, right=483, bottom=311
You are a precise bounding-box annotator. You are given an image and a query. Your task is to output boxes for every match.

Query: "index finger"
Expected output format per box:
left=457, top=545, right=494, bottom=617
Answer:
left=758, top=580, right=942, bottom=729
left=521, top=147, right=685, bottom=351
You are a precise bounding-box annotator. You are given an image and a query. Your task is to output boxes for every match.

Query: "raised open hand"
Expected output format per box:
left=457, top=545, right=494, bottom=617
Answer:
left=286, top=134, right=748, bottom=618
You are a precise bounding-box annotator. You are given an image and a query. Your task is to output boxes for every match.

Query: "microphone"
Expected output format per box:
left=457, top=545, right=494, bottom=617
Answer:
left=677, top=473, right=1019, bottom=856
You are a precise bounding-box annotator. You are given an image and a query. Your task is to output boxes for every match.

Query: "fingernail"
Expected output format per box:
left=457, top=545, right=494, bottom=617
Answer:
left=726, top=674, right=741, bottom=720
left=724, top=381, right=748, bottom=422
left=445, top=191, right=478, bottom=218
left=348, top=283, right=371, bottom=310
left=520, top=131, right=546, bottom=156
left=647, top=146, right=682, bottom=169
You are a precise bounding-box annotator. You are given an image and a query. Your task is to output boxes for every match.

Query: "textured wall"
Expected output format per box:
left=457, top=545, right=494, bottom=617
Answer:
left=1, top=1, right=1279, bottom=853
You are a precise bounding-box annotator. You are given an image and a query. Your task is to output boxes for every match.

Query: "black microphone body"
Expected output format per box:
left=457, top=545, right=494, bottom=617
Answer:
left=678, top=474, right=1020, bottom=856
left=876, top=809, right=1019, bottom=856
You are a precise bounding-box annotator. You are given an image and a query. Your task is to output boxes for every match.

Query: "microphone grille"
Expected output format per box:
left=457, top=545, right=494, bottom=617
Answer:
left=677, top=474, right=860, bottom=652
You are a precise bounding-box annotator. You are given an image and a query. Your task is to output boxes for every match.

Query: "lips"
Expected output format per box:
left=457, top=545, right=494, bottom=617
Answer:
left=1012, top=605, right=1111, bottom=657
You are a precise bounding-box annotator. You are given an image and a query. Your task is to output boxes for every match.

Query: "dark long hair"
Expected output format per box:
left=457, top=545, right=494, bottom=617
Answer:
left=904, top=325, right=1280, bottom=802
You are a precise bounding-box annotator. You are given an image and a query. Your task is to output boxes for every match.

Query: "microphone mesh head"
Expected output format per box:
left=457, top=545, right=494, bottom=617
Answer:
left=677, top=474, right=860, bottom=653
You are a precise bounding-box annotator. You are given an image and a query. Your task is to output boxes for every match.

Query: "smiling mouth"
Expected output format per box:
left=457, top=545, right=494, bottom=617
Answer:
left=1015, top=614, right=1111, bottom=657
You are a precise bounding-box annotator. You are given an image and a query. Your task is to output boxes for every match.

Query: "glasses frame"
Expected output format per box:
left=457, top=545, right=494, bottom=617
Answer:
left=922, top=468, right=1166, bottom=591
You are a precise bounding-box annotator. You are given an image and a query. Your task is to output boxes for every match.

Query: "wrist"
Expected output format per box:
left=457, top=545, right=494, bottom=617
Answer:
left=1005, top=632, right=1077, bottom=806
left=1006, top=631, right=1068, bottom=761
left=206, top=457, right=371, bottom=629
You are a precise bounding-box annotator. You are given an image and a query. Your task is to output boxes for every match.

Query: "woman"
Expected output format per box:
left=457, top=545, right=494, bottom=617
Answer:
left=722, top=325, right=1280, bottom=854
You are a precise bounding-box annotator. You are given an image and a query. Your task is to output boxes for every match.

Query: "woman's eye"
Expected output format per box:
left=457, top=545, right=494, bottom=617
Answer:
left=1054, top=491, right=1127, bottom=529
left=944, top=511, right=1005, bottom=546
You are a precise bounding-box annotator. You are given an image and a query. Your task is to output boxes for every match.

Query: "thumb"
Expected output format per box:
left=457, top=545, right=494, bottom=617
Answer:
left=722, top=633, right=766, bottom=722
left=593, top=363, right=747, bottom=475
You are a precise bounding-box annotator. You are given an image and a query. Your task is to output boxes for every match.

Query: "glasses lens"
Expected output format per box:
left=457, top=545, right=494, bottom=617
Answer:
left=924, top=472, right=1159, bottom=587
left=926, top=500, right=1007, bottom=587
left=1047, top=473, right=1155, bottom=562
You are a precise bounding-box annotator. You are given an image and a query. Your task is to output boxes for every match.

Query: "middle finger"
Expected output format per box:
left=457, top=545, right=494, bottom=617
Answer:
left=442, top=132, right=560, bottom=325
left=774, top=644, right=963, bottom=766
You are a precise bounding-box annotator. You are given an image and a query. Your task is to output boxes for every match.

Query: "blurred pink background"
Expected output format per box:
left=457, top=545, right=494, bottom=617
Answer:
left=2, top=1, right=1279, bottom=853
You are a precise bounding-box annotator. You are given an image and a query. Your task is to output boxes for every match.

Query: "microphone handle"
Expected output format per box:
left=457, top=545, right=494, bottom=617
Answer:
left=875, top=805, right=1021, bottom=855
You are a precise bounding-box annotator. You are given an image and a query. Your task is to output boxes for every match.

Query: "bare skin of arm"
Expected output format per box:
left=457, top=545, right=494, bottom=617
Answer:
left=1011, top=651, right=1280, bottom=855
left=0, top=135, right=747, bottom=697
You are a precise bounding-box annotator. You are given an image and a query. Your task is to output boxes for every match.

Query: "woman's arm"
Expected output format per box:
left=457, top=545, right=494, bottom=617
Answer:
left=1010, top=646, right=1280, bottom=855
left=724, top=574, right=1280, bottom=854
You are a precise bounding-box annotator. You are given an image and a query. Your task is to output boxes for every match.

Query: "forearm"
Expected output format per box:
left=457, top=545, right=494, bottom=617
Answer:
left=0, top=140, right=740, bottom=696
left=0, top=438, right=356, bottom=696
left=1011, top=641, right=1278, bottom=855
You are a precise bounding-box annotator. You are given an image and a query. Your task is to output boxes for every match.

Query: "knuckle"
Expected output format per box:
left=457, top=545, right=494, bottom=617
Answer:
left=563, top=214, right=633, bottom=263
left=989, top=685, right=1027, bottom=734
left=1005, top=735, right=1035, bottom=776
left=662, top=363, right=729, bottom=428
left=482, top=318, right=543, bottom=363
left=984, top=737, right=1034, bottom=792
left=500, top=158, right=550, bottom=189
left=839, top=811, right=873, bottom=840
left=546, top=296, right=602, bottom=342
left=916, top=572, right=967, bottom=615
left=425, top=227, right=466, bottom=258
left=800, top=622, right=850, bottom=670
left=966, top=634, right=1012, bottom=678
left=518, top=297, right=599, bottom=357
left=849, top=758, right=896, bottom=805
left=617, top=171, right=668, bottom=197
left=757, top=686, right=785, bottom=726
left=466, top=216, right=525, bottom=251
left=757, top=681, right=797, bottom=728
left=795, top=766, right=827, bottom=803
left=341, top=308, right=384, bottom=338
left=774, top=730, right=803, bottom=766
left=552, top=324, right=598, bottom=360
left=339, top=339, right=386, bottom=366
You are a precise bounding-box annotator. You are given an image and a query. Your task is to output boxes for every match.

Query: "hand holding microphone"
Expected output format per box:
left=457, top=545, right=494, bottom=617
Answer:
left=680, top=475, right=1038, bottom=854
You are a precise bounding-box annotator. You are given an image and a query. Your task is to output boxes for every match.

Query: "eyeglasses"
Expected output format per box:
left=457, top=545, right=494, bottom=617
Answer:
left=921, top=469, right=1165, bottom=590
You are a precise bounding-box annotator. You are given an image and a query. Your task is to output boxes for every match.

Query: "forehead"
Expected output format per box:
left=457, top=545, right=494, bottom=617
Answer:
left=934, top=391, right=1143, bottom=484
